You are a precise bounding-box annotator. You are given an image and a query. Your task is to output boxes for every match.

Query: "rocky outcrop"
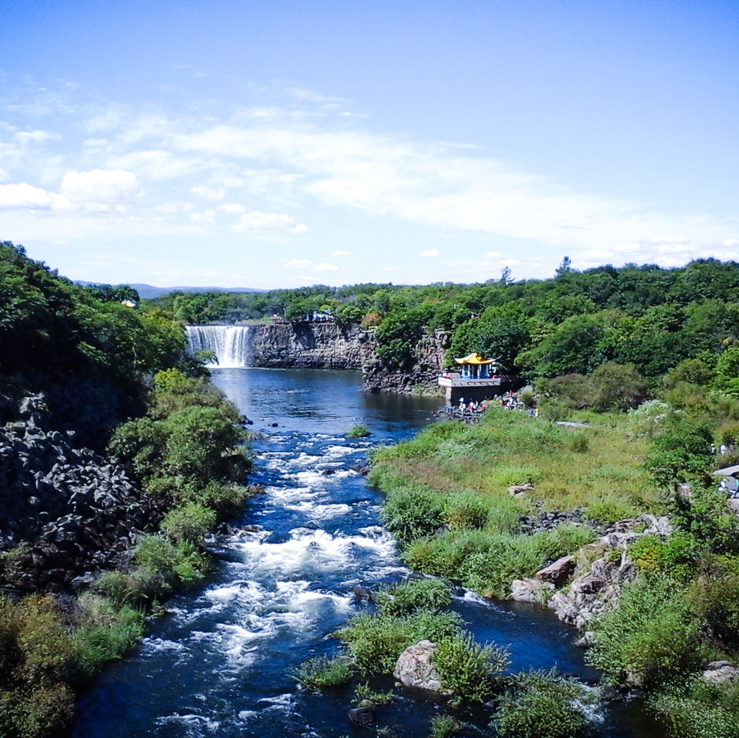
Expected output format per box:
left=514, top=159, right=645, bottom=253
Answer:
left=545, top=515, right=671, bottom=629
left=249, top=323, right=373, bottom=369
left=361, top=331, right=448, bottom=394
left=0, top=394, right=161, bottom=593
left=393, top=640, right=451, bottom=694
left=703, top=661, right=739, bottom=685
left=511, top=577, right=554, bottom=604
left=244, top=322, right=447, bottom=395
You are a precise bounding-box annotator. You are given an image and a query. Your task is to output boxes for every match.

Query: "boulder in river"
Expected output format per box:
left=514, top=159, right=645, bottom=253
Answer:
left=393, top=640, right=451, bottom=694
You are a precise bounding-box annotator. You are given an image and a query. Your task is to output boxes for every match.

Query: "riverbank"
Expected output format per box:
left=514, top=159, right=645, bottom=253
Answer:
left=368, top=406, right=739, bottom=736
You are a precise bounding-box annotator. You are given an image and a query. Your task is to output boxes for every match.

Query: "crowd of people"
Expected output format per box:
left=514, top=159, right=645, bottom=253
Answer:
left=443, top=392, right=540, bottom=422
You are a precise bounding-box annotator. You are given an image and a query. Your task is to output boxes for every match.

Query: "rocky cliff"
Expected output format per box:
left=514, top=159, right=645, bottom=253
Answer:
left=249, top=322, right=372, bottom=369
left=246, top=322, right=447, bottom=395
left=0, top=393, right=162, bottom=593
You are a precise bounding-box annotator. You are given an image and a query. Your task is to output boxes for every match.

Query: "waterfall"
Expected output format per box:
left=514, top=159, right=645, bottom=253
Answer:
left=185, top=326, right=253, bottom=368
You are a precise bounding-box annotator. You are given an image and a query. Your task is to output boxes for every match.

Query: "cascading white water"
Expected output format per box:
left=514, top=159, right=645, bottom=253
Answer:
left=186, top=326, right=253, bottom=368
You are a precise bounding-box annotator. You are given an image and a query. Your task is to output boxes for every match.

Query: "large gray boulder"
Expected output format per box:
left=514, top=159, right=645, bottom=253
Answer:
left=393, top=640, right=451, bottom=694
left=511, top=578, right=554, bottom=604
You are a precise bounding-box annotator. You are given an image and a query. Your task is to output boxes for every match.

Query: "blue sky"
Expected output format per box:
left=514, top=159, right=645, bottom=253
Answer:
left=1, top=0, right=738, bottom=288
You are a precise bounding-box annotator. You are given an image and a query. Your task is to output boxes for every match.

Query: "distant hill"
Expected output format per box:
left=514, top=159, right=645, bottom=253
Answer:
left=75, top=282, right=265, bottom=299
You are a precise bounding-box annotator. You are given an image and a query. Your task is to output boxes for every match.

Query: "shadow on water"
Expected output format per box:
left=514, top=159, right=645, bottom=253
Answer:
left=73, top=369, right=667, bottom=738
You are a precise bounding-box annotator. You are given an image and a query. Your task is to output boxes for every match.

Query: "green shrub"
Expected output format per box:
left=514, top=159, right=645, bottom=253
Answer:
left=376, top=579, right=452, bottom=617
left=352, top=682, right=394, bottom=706
left=70, top=595, right=144, bottom=677
left=432, top=632, right=510, bottom=702
left=292, top=655, right=353, bottom=689
left=567, top=432, right=590, bottom=453
left=444, top=492, right=489, bottom=531
left=586, top=576, right=704, bottom=688
left=650, top=678, right=739, bottom=738
left=348, top=424, right=371, bottom=438
left=93, top=569, right=167, bottom=608
left=688, top=558, right=739, bottom=649
left=629, top=532, right=701, bottom=581
left=429, top=714, right=465, bottom=738
left=381, top=486, right=445, bottom=544
left=133, top=534, right=209, bottom=585
left=336, top=610, right=461, bottom=675
left=495, top=669, right=590, bottom=738
left=161, top=504, right=217, bottom=544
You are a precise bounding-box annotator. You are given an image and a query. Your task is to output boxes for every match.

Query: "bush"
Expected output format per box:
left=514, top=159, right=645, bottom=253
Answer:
left=444, top=491, right=489, bottom=531
left=429, top=714, right=465, bottom=738
left=381, top=486, right=445, bottom=544
left=376, top=578, right=452, bottom=617
left=629, top=532, right=701, bottom=581
left=432, top=632, right=510, bottom=702
left=347, top=423, right=371, bottom=438
left=586, top=576, right=704, bottom=688
left=650, top=678, right=739, bottom=738
left=161, top=504, right=217, bottom=544
left=70, top=595, right=144, bottom=677
left=495, top=669, right=590, bottom=738
left=336, top=610, right=461, bottom=675
left=292, top=655, right=353, bottom=689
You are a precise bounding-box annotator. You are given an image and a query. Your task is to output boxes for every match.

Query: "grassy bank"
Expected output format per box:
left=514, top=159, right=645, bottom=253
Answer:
left=368, top=408, right=658, bottom=597
left=369, top=400, right=739, bottom=737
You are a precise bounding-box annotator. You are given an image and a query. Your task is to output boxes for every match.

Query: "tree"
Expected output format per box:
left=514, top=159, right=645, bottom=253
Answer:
left=555, top=256, right=575, bottom=277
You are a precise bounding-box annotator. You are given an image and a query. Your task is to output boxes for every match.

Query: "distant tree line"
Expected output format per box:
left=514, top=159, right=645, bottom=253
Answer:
left=150, top=258, right=739, bottom=378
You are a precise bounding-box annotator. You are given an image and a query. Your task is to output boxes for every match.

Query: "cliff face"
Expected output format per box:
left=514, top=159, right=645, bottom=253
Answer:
left=361, top=330, right=448, bottom=394
left=249, top=323, right=372, bottom=369
left=247, top=322, right=447, bottom=394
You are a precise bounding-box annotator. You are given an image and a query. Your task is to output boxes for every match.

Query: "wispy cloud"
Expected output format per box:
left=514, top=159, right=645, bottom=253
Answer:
left=2, top=78, right=738, bottom=279
left=231, top=211, right=308, bottom=234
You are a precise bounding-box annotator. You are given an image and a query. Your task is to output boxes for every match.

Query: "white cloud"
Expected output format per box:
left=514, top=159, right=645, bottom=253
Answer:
left=486, top=251, right=502, bottom=259
left=61, top=169, right=141, bottom=203
left=334, top=249, right=353, bottom=256
left=723, top=239, right=739, bottom=247
left=313, top=262, right=338, bottom=271
left=191, top=184, right=225, bottom=201
left=190, top=209, right=215, bottom=223
left=219, top=203, right=246, bottom=213
left=419, top=249, right=439, bottom=257
left=380, top=266, right=398, bottom=272
left=500, top=259, right=520, bottom=266
left=613, top=243, right=641, bottom=253
left=0, top=169, right=9, bottom=183
left=231, top=211, right=308, bottom=234
left=285, top=259, right=311, bottom=268
left=14, top=130, right=58, bottom=143
left=0, top=183, right=68, bottom=210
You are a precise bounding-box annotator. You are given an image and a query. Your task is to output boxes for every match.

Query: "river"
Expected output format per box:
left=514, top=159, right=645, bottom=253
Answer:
left=74, top=368, right=664, bottom=738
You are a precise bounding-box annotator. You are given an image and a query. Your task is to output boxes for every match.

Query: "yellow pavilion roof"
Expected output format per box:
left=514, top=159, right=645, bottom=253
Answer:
left=454, top=352, right=494, bottom=365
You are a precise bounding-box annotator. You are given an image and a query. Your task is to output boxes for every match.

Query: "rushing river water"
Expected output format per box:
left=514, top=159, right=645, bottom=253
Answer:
left=74, top=369, right=665, bottom=738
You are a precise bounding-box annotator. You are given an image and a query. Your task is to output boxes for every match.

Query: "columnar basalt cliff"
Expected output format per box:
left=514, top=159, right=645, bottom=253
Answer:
left=0, top=393, right=162, bottom=594
left=249, top=322, right=372, bottom=369
left=361, top=330, right=449, bottom=394
left=238, top=322, right=448, bottom=394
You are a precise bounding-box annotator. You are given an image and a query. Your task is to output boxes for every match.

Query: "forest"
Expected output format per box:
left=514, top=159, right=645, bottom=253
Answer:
left=158, top=258, right=739, bottom=382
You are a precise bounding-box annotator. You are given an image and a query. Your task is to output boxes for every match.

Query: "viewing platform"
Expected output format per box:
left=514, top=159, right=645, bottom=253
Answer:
left=437, top=353, right=508, bottom=403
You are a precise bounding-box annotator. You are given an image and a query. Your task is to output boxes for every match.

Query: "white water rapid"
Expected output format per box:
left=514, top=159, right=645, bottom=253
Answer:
left=186, top=325, right=253, bottom=368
